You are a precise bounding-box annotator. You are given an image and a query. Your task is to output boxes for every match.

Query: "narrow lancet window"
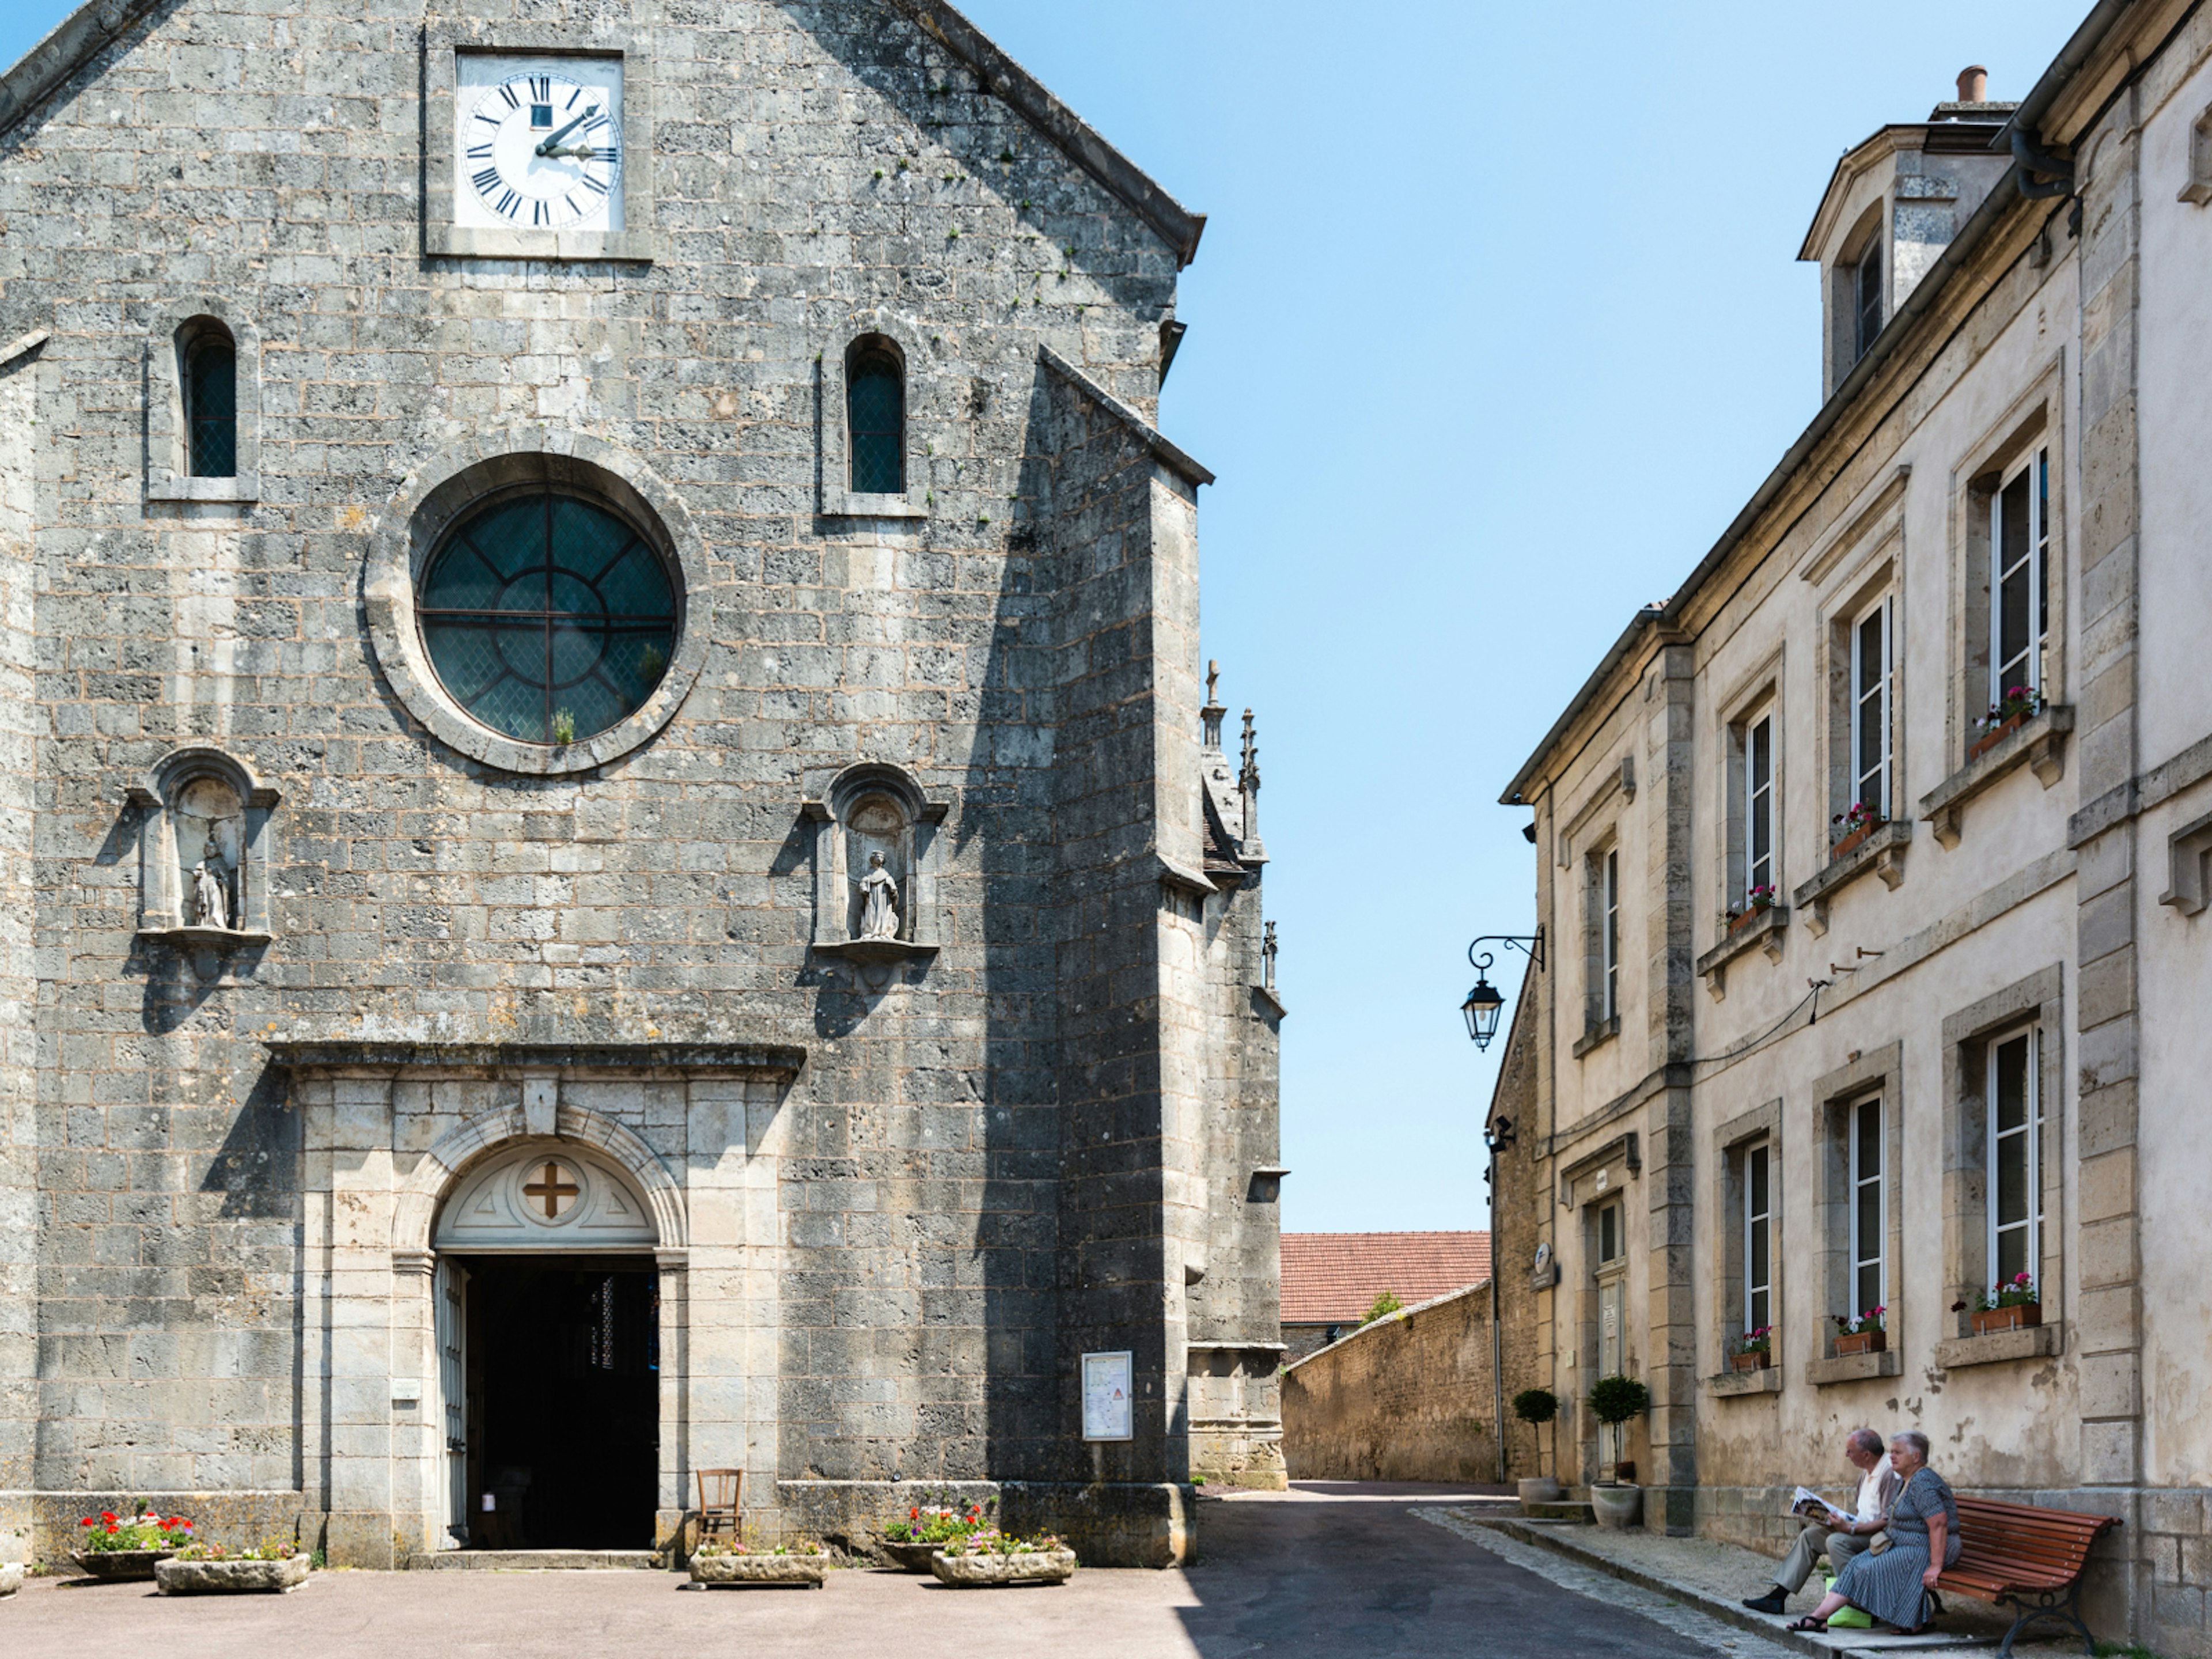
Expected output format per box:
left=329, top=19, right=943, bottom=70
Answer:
left=847, top=345, right=904, bottom=494
left=183, top=324, right=238, bottom=478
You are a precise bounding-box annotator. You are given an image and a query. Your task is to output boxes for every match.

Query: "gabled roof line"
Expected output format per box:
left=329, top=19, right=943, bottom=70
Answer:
left=0, top=0, right=165, bottom=139
left=888, top=1, right=1207, bottom=267
left=1039, top=345, right=1215, bottom=487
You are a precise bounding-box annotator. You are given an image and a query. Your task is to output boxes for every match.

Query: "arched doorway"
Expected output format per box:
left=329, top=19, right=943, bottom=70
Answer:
left=433, top=1143, right=661, bottom=1550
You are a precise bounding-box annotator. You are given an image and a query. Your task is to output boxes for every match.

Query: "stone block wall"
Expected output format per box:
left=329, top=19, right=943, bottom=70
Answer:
left=1281, top=1282, right=1501, bottom=1485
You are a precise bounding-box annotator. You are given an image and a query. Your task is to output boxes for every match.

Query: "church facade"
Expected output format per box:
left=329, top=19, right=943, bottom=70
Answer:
left=0, top=0, right=1285, bottom=1568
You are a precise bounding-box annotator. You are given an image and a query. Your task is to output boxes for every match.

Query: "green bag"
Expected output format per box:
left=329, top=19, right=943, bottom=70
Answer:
left=1822, top=1575, right=1874, bottom=1629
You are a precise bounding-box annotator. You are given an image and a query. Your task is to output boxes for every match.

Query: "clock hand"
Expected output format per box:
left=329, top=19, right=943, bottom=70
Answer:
left=539, top=144, right=599, bottom=160
left=535, top=105, right=599, bottom=157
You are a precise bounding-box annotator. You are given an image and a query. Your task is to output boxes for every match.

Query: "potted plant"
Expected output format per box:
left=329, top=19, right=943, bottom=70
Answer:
left=1968, top=686, right=2042, bottom=760
left=1586, top=1375, right=1650, bottom=1530
left=1833, top=1308, right=1887, bottom=1356
left=1956, top=1272, right=2041, bottom=1335
left=881, top=1496, right=993, bottom=1571
left=1729, top=1327, right=1774, bottom=1371
left=689, top=1536, right=830, bottom=1588
left=930, top=1531, right=1078, bottom=1587
left=157, top=1538, right=311, bottom=1594
left=1726, top=886, right=1779, bottom=936
left=70, top=1506, right=192, bottom=1581
left=1511, top=1389, right=1562, bottom=1506
left=1830, top=802, right=1886, bottom=861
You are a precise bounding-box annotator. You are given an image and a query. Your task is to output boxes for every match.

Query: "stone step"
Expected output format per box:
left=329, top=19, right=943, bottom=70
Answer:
left=1521, top=1502, right=1596, bottom=1523
left=406, top=1549, right=663, bottom=1571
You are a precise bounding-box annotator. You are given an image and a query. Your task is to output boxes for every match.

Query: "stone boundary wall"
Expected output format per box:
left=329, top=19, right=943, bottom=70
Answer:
left=1280, top=1282, right=1503, bottom=1484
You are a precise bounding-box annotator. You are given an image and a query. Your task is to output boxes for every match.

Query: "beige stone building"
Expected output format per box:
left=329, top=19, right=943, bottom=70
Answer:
left=1493, top=6, right=2212, bottom=1650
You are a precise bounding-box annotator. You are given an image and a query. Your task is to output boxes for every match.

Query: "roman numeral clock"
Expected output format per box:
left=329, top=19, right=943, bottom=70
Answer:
left=428, top=33, right=656, bottom=262
left=457, top=59, right=622, bottom=232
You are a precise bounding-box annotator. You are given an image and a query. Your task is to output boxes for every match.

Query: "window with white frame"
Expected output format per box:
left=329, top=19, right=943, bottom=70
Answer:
left=1744, top=1141, right=1772, bottom=1332
left=1602, top=847, right=1620, bottom=1021
left=1851, top=597, right=1892, bottom=816
left=1990, top=448, right=2050, bottom=707
left=1987, top=1029, right=2043, bottom=1293
left=1745, top=714, right=1774, bottom=904
left=1847, top=1096, right=1884, bottom=1319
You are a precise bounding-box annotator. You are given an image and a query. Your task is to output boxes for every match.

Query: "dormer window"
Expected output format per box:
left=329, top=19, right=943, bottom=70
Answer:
left=1853, top=235, right=1883, bottom=363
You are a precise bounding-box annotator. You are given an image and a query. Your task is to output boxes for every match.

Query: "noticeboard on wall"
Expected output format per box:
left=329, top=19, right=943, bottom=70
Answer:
left=1081, top=1350, right=1134, bottom=1442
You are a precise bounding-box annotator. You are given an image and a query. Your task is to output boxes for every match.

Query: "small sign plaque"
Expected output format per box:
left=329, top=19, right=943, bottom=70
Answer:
left=1081, top=1350, right=1134, bottom=1442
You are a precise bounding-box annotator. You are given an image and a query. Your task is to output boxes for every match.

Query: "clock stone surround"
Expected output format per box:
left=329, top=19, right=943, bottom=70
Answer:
left=424, top=20, right=656, bottom=263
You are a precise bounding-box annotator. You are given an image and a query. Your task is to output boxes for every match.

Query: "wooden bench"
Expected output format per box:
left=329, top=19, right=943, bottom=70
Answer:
left=1936, top=1495, right=2120, bottom=1657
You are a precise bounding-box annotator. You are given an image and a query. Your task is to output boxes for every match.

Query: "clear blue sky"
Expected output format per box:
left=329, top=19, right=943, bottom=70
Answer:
left=3, top=1, right=2089, bottom=1233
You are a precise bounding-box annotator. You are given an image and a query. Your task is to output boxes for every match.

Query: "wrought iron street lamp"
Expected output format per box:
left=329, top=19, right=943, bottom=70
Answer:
left=1461, top=930, right=1544, bottom=1051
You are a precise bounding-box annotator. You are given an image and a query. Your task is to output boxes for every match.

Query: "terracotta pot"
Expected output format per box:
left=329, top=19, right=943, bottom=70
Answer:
left=70, top=1548, right=174, bottom=1582
left=156, top=1555, right=310, bottom=1594
left=1969, top=713, right=2028, bottom=761
left=1835, top=1330, right=1887, bottom=1356
left=930, top=1547, right=1077, bottom=1587
left=1727, top=906, right=1771, bottom=938
left=1730, top=1350, right=1772, bottom=1372
left=1589, top=1484, right=1643, bottom=1531
left=1971, top=1302, right=2041, bottom=1335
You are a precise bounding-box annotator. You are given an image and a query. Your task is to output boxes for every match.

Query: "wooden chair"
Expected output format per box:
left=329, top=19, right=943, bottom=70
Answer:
left=1936, top=1495, right=2121, bottom=1657
left=696, top=1468, right=743, bottom=1546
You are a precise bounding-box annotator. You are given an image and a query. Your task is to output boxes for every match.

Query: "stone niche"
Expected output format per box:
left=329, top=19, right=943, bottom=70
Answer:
left=801, top=761, right=948, bottom=986
left=127, top=747, right=280, bottom=969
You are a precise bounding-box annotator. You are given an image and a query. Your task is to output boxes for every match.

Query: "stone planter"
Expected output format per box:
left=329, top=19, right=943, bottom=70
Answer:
left=157, top=1555, right=311, bottom=1594
left=1516, top=1476, right=1563, bottom=1510
left=1971, top=1302, right=2041, bottom=1336
left=70, top=1548, right=174, bottom=1582
left=1, top=1562, right=22, bottom=1597
left=881, top=1540, right=941, bottom=1574
left=930, top=1547, right=1078, bottom=1587
left=1589, top=1484, right=1642, bottom=1531
left=1835, top=1330, right=1887, bottom=1357
left=1729, top=1349, right=1771, bottom=1372
left=690, top=1552, right=828, bottom=1588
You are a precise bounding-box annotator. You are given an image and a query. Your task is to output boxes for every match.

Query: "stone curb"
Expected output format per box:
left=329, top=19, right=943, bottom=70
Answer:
left=1456, top=1514, right=1987, bottom=1658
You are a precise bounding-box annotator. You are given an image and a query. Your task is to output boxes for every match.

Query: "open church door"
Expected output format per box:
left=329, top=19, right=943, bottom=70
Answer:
left=436, top=1257, right=468, bottom=1545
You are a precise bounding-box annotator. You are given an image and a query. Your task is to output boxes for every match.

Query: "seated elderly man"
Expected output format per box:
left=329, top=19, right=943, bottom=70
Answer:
left=1741, top=1427, right=1900, bottom=1615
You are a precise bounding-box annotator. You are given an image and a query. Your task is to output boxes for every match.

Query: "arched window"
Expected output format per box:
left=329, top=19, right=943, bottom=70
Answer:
left=846, top=343, right=904, bottom=494
left=180, top=322, right=238, bottom=478
left=416, top=488, right=678, bottom=746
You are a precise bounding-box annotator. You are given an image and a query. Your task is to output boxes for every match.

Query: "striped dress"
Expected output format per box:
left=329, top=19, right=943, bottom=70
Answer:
left=1833, top=1467, right=1963, bottom=1630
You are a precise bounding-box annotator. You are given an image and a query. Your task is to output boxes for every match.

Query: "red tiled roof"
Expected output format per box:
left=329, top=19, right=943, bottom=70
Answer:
left=1279, top=1231, right=1492, bottom=1324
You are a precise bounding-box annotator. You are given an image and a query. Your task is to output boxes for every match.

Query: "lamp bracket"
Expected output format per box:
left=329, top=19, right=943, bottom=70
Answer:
left=1467, top=928, right=1544, bottom=976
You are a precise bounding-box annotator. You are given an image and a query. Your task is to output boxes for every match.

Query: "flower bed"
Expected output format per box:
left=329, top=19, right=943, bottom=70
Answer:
left=71, top=1508, right=193, bottom=1581
left=882, top=1496, right=994, bottom=1571
left=157, top=1541, right=310, bottom=1596
left=690, top=1539, right=829, bottom=1588
left=930, top=1533, right=1077, bottom=1588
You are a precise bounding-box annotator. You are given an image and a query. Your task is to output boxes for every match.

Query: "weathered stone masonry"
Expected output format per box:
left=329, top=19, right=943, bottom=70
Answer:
left=0, top=0, right=1283, bottom=1566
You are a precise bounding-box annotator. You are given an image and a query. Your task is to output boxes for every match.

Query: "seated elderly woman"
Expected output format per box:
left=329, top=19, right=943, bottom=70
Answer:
left=1786, top=1430, right=1959, bottom=1635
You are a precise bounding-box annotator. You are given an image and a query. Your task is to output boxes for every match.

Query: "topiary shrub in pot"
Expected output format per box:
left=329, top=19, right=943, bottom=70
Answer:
left=1511, top=1389, right=1563, bottom=1506
left=1587, top=1375, right=1651, bottom=1529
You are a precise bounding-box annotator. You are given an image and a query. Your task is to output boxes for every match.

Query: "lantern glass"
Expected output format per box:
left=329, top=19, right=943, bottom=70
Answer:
left=1461, top=978, right=1505, bottom=1048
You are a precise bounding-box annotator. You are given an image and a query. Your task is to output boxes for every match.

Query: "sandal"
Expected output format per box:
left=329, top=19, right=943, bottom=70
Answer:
left=1784, top=1617, right=1827, bottom=1632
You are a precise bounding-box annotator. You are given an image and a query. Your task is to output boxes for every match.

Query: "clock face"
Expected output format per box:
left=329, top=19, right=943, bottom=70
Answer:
left=453, top=55, right=624, bottom=233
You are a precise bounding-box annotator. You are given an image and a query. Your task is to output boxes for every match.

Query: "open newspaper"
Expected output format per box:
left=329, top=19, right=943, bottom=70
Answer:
left=1791, top=1486, right=1854, bottom=1525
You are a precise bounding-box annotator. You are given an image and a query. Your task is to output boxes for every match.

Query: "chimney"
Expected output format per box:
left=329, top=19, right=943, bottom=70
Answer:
left=1956, top=65, right=1988, bottom=104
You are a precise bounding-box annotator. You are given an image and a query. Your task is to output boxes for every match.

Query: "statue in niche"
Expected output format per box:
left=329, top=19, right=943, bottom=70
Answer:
left=858, top=851, right=900, bottom=941
left=191, top=836, right=232, bottom=931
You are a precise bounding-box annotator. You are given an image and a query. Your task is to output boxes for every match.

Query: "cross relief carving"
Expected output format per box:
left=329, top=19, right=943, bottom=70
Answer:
left=521, top=1160, right=581, bottom=1220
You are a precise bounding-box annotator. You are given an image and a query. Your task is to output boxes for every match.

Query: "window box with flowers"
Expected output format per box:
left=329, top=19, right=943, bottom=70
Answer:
left=1696, top=891, right=1789, bottom=1001
left=689, top=1536, right=831, bottom=1588
left=70, top=1508, right=194, bottom=1580
left=881, top=1497, right=993, bottom=1571
left=1729, top=1327, right=1774, bottom=1371
left=156, top=1539, right=312, bottom=1595
left=1960, top=1272, right=2041, bottom=1335
left=1790, top=806, right=1912, bottom=938
left=1833, top=1307, right=1887, bottom=1356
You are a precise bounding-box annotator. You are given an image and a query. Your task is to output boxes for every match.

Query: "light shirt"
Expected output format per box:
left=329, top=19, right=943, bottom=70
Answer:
left=1854, top=1455, right=1903, bottom=1526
